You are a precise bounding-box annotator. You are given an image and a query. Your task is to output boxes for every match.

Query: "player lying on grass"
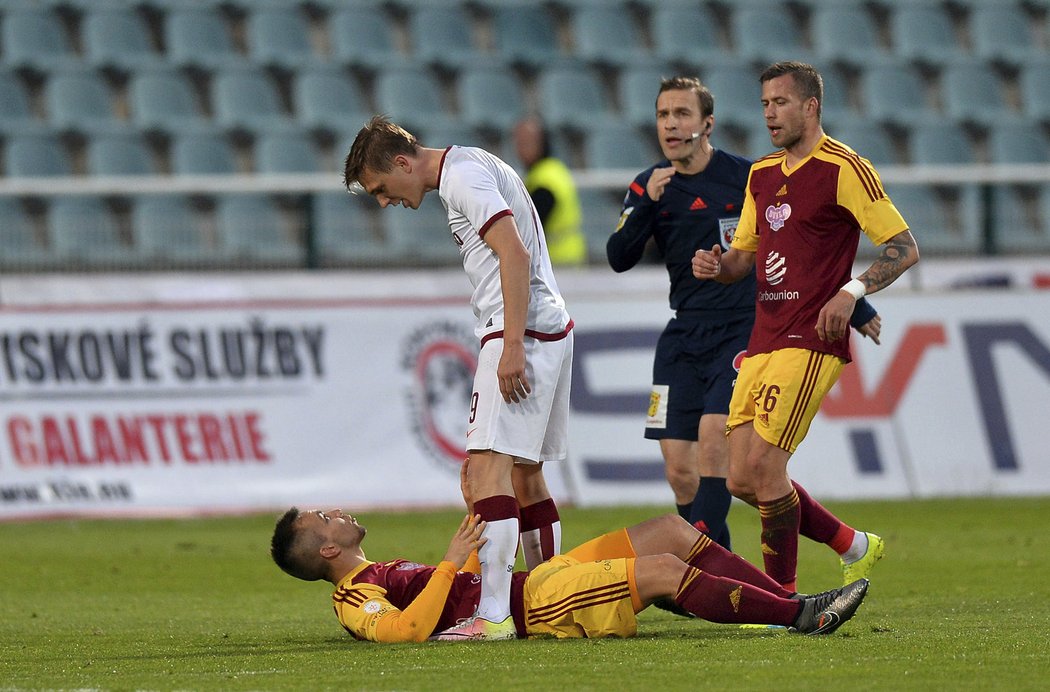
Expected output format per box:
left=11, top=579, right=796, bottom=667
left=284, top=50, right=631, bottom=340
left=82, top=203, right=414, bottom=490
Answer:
left=270, top=507, right=869, bottom=642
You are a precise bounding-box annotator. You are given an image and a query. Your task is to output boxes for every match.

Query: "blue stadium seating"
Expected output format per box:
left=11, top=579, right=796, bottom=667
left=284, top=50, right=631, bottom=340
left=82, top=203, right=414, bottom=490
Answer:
left=87, top=133, right=158, bottom=176
left=170, top=130, right=239, bottom=175
left=246, top=6, right=318, bottom=71
left=294, top=66, right=370, bottom=137
left=48, top=197, right=131, bottom=267
left=215, top=194, right=305, bottom=266
left=45, top=68, right=121, bottom=135
left=457, top=66, right=526, bottom=133
left=535, top=65, right=617, bottom=131
left=0, top=71, right=42, bottom=135
left=6, top=135, right=73, bottom=177
left=131, top=194, right=214, bottom=267
left=128, top=67, right=208, bottom=135
left=571, top=4, right=648, bottom=67
left=81, top=8, right=165, bottom=74
left=489, top=5, right=562, bottom=70
left=1, top=7, right=76, bottom=73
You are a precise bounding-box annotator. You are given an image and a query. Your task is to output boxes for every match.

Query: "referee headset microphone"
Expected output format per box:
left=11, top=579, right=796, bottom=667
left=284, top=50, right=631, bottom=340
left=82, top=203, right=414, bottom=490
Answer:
left=682, top=122, right=712, bottom=144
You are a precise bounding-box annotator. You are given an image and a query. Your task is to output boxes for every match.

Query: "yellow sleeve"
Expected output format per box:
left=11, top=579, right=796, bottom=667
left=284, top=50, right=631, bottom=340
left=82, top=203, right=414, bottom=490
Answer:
left=462, top=551, right=481, bottom=575
left=731, top=169, right=760, bottom=253
left=836, top=158, right=909, bottom=246
left=333, top=561, right=459, bottom=643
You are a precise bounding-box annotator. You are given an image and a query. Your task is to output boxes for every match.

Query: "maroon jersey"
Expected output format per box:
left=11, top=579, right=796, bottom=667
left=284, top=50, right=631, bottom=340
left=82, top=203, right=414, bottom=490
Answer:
left=332, top=559, right=528, bottom=641
left=731, top=136, right=908, bottom=360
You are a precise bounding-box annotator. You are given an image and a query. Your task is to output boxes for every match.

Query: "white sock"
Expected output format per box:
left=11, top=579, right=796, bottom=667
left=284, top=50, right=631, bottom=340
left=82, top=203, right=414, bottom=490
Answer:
left=476, top=516, right=518, bottom=622
left=520, top=520, right=562, bottom=570
left=841, top=531, right=869, bottom=564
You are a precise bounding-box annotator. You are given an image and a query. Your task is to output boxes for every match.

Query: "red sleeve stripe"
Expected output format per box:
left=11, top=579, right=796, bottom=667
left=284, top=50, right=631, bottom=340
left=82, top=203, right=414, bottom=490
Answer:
left=821, top=140, right=884, bottom=202
left=629, top=181, right=645, bottom=196
left=478, top=209, right=513, bottom=238
left=480, top=319, right=574, bottom=348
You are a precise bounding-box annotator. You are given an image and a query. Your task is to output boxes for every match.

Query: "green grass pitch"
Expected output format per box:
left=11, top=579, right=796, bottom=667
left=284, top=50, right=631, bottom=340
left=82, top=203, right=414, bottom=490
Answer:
left=2, top=497, right=1049, bottom=691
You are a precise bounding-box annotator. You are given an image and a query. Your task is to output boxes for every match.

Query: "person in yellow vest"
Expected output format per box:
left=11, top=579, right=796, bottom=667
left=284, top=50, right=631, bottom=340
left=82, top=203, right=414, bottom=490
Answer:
left=513, top=116, right=587, bottom=266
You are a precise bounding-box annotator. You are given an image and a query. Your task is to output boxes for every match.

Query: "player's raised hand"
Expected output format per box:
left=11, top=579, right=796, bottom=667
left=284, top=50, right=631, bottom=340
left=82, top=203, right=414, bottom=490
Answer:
left=443, top=514, right=487, bottom=569
left=692, top=244, right=722, bottom=280
left=646, top=167, right=675, bottom=201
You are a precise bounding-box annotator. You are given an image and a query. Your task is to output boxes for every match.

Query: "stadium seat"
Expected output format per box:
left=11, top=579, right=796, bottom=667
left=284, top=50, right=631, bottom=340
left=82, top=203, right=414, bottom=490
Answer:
left=215, top=194, right=305, bottom=265
left=211, top=68, right=294, bottom=134
left=570, top=4, right=648, bottom=67
left=374, top=67, right=453, bottom=134
left=128, top=67, right=208, bottom=135
left=890, top=4, right=964, bottom=68
left=407, top=5, right=481, bottom=71
left=131, top=194, right=214, bottom=267
left=535, top=64, right=617, bottom=131
left=908, top=124, right=977, bottom=165
left=328, top=7, right=403, bottom=71
left=246, top=6, right=318, bottom=70
left=860, top=61, right=937, bottom=129
left=1020, top=60, right=1050, bottom=125
left=0, top=197, right=49, bottom=269
left=5, top=134, right=73, bottom=177
left=742, top=121, right=775, bottom=160
left=0, top=71, right=42, bottom=135
left=254, top=131, right=321, bottom=174
left=970, top=5, right=1037, bottom=69
left=619, top=62, right=676, bottom=130
left=818, top=67, right=856, bottom=127
left=987, top=122, right=1050, bottom=165
left=490, top=4, right=562, bottom=70
left=583, top=125, right=655, bottom=170
left=170, top=130, right=239, bottom=175
left=988, top=184, right=1049, bottom=254
left=884, top=183, right=981, bottom=255
left=294, top=66, right=370, bottom=137
left=649, top=4, right=725, bottom=71
left=730, top=6, right=812, bottom=68
left=165, top=7, right=244, bottom=70
left=577, top=188, right=620, bottom=263
left=381, top=193, right=460, bottom=265
left=457, top=66, right=526, bottom=133
left=311, top=191, right=391, bottom=266
left=700, top=64, right=762, bottom=133
left=81, top=8, right=164, bottom=74
left=44, top=68, right=121, bottom=135
left=941, top=61, right=1012, bottom=128
left=825, top=123, right=898, bottom=166
left=86, top=133, right=158, bottom=176
left=48, top=197, right=130, bottom=266
left=810, top=6, right=888, bottom=68
left=1, top=8, right=76, bottom=73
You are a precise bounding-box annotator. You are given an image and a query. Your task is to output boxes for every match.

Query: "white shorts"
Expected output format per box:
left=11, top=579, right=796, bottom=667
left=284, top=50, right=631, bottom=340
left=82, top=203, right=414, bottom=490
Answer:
left=466, top=331, right=573, bottom=463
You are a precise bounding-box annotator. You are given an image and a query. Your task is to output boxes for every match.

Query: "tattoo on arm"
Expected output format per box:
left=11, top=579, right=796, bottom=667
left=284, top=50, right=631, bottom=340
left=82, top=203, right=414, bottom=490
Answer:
left=862, top=230, right=918, bottom=293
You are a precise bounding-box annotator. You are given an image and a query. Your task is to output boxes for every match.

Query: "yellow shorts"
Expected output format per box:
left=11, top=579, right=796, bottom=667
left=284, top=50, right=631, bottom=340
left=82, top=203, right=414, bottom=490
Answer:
left=522, top=555, right=638, bottom=639
left=726, top=348, right=845, bottom=453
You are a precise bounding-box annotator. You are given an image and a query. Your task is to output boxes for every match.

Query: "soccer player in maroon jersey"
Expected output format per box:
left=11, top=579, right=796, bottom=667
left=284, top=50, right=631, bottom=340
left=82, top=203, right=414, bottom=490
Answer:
left=692, top=62, right=919, bottom=592
left=269, top=507, right=868, bottom=641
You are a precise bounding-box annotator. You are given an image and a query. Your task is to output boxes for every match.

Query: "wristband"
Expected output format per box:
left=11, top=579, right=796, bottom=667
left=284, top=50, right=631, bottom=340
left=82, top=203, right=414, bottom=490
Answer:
left=840, top=278, right=866, bottom=300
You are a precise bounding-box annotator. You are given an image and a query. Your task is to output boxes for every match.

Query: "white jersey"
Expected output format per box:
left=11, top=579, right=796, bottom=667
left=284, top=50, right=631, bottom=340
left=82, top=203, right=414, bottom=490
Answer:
left=437, top=146, right=571, bottom=341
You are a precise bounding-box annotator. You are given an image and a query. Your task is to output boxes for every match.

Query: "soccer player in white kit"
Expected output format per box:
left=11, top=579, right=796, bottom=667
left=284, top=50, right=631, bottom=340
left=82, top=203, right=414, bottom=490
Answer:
left=343, top=116, right=574, bottom=639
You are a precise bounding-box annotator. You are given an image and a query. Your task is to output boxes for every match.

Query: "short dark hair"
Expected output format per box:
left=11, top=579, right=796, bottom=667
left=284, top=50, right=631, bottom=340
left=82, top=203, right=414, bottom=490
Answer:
left=270, top=507, right=327, bottom=582
left=342, top=115, right=419, bottom=191
left=759, top=61, right=824, bottom=116
left=657, top=76, right=715, bottom=119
